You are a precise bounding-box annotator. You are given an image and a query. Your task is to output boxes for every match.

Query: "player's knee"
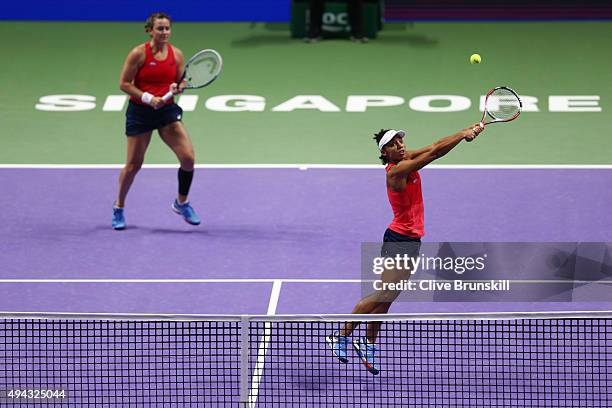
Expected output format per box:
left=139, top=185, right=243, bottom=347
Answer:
left=355, top=298, right=370, bottom=310
left=181, top=154, right=195, bottom=170
left=377, top=289, right=400, bottom=303
left=124, top=162, right=143, bottom=174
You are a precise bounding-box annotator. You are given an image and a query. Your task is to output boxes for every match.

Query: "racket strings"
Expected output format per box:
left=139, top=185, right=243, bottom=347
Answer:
left=486, top=88, right=521, bottom=120
left=186, top=52, right=222, bottom=88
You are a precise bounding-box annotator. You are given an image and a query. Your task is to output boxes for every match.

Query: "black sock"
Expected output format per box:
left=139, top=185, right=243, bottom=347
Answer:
left=178, top=168, right=194, bottom=197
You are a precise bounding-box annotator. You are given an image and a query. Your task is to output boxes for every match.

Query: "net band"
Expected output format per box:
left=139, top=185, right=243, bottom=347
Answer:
left=3, top=309, right=612, bottom=321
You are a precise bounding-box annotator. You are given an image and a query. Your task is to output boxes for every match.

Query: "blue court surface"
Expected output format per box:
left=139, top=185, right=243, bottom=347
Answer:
left=1, top=166, right=611, bottom=316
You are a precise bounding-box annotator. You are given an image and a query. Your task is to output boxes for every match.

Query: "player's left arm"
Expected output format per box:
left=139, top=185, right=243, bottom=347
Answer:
left=170, top=47, right=186, bottom=95
left=403, top=147, right=430, bottom=160
left=405, top=122, right=483, bottom=160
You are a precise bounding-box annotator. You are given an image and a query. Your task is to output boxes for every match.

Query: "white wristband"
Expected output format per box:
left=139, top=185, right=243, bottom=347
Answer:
left=141, top=92, right=154, bottom=105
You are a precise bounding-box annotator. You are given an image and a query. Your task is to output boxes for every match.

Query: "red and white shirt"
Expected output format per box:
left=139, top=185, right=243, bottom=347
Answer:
left=131, top=42, right=177, bottom=105
left=386, top=163, right=424, bottom=238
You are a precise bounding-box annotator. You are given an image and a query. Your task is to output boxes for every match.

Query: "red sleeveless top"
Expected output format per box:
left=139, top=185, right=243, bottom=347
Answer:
left=131, top=42, right=177, bottom=105
left=386, top=163, right=424, bottom=238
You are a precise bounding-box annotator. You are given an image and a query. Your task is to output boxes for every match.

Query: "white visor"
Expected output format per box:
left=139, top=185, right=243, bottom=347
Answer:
left=378, top=129, right=406, bottom=151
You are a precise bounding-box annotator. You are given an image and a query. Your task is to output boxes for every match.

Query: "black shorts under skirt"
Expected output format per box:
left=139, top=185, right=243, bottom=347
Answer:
left=125, top=101, right=183, bottom=136
left=381, top=228, right=422, bottom=258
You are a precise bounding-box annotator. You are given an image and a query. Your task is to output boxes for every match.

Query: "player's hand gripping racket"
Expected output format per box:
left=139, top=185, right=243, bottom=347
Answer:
left=479, top=86, right=522, bottom=129
left=162, top=49, right=223, bottom=102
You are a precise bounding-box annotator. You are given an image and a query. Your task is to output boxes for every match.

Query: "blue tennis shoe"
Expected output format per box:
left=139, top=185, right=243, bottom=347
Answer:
left=172, top=199, right=201, bottom=225
left=353, top=337, right=380, bottom=375
left=326, top=332, right=349, bottom=363
left=112, top=207, right=126, bottom=230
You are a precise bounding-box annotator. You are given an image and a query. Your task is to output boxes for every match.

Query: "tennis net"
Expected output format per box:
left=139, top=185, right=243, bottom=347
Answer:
left=1, top=311, right=611, bottom=406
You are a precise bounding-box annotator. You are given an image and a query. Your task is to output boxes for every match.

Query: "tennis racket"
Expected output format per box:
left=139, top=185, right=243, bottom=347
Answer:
left=162, top=49, right=223, bottom=102
left=479, top=86, right=522, bottom=129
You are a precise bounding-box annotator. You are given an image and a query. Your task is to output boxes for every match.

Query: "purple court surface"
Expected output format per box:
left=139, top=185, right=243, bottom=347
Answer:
left=0, top=167, right=611, bottom=315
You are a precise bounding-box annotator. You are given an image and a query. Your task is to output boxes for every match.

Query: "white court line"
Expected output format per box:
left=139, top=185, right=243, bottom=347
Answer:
left=267, top=280, right=283, bottom=314
left=0, top=278, right=362, bottom=283
left=0, top=164, right=611, bottom=169
left=1, top=278, right=612, bottom=284
left=248, top=280, right=282, bottom=408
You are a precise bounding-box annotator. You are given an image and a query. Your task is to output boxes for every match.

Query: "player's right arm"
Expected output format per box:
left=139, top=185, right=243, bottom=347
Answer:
left=387, top=124, right=482, bottom=190
left=119, top=45, right=164, bottom=109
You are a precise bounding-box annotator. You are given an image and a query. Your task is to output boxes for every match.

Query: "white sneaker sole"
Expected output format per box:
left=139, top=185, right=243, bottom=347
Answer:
left=326, top=336, right=348, bottom=363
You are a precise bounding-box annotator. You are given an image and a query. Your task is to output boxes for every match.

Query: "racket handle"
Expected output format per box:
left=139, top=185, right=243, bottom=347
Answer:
left=162, top=91, right=174, bottom=102
left=479, top=122, right=485, bottom=129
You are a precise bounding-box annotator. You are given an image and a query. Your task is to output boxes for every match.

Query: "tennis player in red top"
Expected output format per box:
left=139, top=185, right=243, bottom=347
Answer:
left=327, top=123, right=484, bottom=374
left=112, top=12, right=200, bottom=230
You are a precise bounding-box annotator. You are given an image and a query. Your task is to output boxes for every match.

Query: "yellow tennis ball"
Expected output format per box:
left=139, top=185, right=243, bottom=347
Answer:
left=470, top=53, right=481, bottom=64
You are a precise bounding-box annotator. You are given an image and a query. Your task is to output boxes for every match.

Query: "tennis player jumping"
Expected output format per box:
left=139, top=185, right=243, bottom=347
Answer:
left=112, top=12, right=200, bottom=230
left=327, top=123, right=484, bottom=374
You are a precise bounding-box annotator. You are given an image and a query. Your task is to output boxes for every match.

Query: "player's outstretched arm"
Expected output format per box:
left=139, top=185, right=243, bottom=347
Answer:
left=389, top=124, right=483, bottom=182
